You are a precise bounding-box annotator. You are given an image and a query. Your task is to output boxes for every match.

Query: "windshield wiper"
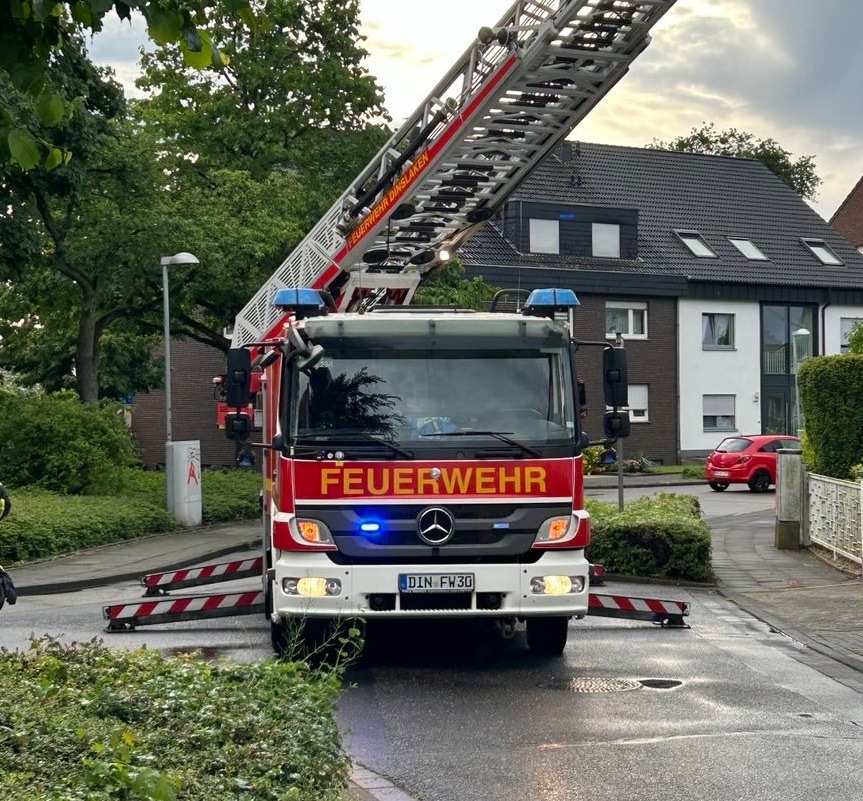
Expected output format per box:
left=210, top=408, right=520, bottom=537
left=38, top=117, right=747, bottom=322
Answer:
left=298, top=429, right=414, bottom=459
left=420, top=430, right=540, bottom=458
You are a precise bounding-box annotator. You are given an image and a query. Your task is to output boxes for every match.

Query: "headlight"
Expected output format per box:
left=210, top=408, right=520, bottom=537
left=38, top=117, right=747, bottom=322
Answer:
left=529, top=575, right=586, bottom=595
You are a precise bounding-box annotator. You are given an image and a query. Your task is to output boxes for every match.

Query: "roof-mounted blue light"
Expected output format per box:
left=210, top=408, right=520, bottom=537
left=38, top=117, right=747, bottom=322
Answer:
left=272, top=287, right=328, bottom=319
left=522, top=288, right=580, bottom=318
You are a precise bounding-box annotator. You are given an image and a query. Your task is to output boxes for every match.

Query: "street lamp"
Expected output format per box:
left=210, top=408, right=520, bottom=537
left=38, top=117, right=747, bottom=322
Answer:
left=162, top=252, right=199, bottom=512
left=791, top=327, right=811, bottom=436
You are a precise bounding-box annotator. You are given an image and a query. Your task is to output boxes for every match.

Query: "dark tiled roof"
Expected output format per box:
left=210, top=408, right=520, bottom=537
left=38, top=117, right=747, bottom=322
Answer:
left=460, top=142, right=863, bottom=290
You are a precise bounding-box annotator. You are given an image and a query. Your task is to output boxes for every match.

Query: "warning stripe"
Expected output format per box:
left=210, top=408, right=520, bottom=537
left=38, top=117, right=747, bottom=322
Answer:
left=588, top=593, right=688, bottom=615
left=104, top=591, right=264, bottom=621
left=142, top=558, right=262, bottom=588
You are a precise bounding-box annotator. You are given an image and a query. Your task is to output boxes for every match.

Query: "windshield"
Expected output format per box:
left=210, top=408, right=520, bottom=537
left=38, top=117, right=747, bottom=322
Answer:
left=289, top=347, right=576, bottom=449
left=715, top=437, right=752, bottom=453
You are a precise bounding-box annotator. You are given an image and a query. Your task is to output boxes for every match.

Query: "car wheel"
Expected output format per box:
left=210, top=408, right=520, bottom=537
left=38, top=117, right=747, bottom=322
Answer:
left=526, top=617, right=569, bottom=656
left=708, top=482, right=729, bottom=492
left=748, top=469, right=771, bottom=493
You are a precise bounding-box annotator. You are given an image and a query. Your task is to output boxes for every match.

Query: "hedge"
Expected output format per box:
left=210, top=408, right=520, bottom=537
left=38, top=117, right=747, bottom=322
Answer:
left=0, top=469, right=263, bottom=565
left=797, top=354, right=863, bottom=479
left=0, top=639, right=350, bottom=801
left=586, top=493, right=712, bottom=582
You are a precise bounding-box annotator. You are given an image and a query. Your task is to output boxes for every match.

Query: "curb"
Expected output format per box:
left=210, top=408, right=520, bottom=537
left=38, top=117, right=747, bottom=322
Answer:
left=14, top=539, right=259, bottom=597
left=718, top=588, right=863, bottom=675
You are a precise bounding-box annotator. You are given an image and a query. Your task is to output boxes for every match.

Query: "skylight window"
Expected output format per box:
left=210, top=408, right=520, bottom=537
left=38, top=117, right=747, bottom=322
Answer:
left=729, top=238, right=767, bottom=261
left=801, top=238, right=843, bottom=266
left=674, top=230, right=717, bottom=258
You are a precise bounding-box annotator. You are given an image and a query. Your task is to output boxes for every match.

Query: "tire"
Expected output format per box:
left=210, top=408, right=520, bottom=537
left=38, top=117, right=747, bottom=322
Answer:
left=526, top=617, right=569, bottom=656
left=748, top=469, right=771, bottom=493
left=270, top=617, right=289, bottom=655
left=708, top=482, right=729, bottom=492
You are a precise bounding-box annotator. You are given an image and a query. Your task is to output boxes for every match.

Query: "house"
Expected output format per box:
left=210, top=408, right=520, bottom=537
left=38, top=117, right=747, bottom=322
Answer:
left=459, top=141, right=863, bottom=462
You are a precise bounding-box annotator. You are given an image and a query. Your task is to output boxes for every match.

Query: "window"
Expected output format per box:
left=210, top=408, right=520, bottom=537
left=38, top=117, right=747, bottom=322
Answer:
left=674, top=230, right=717, bottom=258
left=702, top=313, right=734, bottom=349
left=703, top=394, right=735, bottom=431
left=529, top=219, right=559, bottom=254
left=840, top=317, right=863, bottom=353
left=628, top=384, right=649, bottom=422
left=592, top=223, right=620, bottom=258
left=606, top=301, right=647, bottom=339
left=801, top=238, right=843, bottom=266
left=729, top=238, right=767, bottom=260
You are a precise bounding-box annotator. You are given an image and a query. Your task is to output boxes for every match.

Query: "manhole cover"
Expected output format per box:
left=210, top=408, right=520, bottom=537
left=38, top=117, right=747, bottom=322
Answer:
left=639, top=679, right=683, bottom=690
left=567, top=677, right=642, bottom=693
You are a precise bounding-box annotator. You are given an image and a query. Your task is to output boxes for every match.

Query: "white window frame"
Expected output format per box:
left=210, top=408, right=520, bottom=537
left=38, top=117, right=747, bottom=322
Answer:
left=840, top=317, right=863, bottom=353
left=605, top=301, right=647, bottom=340
left=627, top=384, right=649, bottom=423
left=702, top=312, right=735, bottom=350
left=592, top=222, right=621, bottom=258
left=529, top=219, right=559, bottom=255
left=801, top=238, right=843, bottom=266
left=674, top=230, right=717, bottom=258
left=728, top=238, right=768, bottom=261
left=703, top=394, right=736, bottom=432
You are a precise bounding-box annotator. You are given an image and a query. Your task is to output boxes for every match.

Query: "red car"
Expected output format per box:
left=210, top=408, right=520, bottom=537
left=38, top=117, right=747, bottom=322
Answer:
left=705, top=434, right=801, bottom=492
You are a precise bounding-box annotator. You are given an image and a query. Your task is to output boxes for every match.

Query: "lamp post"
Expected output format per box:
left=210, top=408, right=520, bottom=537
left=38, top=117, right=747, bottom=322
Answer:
left=161, top=252, right=199, bottom=513
left=791, top=327, right=811, bottom=436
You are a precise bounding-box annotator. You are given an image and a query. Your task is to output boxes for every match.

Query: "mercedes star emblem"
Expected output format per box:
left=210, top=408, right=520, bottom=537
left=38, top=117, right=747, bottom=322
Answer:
left=416, top=506, right=455, bottom=546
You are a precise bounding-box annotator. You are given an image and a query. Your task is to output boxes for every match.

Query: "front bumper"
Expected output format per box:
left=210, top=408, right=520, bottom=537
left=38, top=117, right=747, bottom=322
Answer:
left=271, top=550, right=589, bottom=619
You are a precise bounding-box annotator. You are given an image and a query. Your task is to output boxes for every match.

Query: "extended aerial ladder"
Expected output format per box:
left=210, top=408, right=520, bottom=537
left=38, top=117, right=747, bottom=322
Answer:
left=231, top=0, right=676, bottom=347
left=105, top=0, right=692, bottom=635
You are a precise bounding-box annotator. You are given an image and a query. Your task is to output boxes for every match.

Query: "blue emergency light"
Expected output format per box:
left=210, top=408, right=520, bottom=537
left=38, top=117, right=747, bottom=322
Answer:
left=272, top=287, right=329, bottom=319
left=522, top=288, right=580, bottom=318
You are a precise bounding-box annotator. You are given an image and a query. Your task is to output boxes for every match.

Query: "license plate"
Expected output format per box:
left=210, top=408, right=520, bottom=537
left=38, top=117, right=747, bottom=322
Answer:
left=714, top=470, right=729, bottom=477
left=399, top=573, right=475, bottom=593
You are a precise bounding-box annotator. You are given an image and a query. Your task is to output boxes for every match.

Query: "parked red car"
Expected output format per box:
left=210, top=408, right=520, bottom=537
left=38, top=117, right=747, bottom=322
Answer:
left=705, top=434, right=801, bottom=492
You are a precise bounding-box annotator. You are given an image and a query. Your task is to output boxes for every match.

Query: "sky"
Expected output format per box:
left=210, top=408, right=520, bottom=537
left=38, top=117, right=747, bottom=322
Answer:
left=88, top=0, right=863, bottom=222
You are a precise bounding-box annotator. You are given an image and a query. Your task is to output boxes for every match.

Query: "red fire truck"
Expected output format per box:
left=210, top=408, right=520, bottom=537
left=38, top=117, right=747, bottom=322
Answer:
left=104, top=0, right=689, bottom=651
left=222, top=287, right=630, bottom=655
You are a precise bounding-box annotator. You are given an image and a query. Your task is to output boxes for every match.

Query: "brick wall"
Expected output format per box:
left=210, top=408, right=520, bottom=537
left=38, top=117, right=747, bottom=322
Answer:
left=832, top=177, right=863, bottom=247
left=572, top=295, right=679, bottom=465
left=131, top=340, right=238, bottom=469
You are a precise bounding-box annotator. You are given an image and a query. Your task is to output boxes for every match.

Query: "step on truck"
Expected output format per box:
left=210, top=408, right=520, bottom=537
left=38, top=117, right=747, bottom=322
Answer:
left=222, top=287, right=632, bottom=655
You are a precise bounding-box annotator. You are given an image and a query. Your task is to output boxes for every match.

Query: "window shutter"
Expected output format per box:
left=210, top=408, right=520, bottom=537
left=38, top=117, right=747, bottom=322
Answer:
left=703, top=395, right=734, bottom=416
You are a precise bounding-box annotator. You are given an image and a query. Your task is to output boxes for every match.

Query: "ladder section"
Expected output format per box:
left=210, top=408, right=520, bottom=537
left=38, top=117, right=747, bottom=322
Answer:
left=232, top=0, right=676, bottom=347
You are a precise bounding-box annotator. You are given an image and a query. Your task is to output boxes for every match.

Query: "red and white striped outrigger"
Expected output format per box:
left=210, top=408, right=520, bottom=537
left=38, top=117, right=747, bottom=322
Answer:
left=103, top=559, right=689, bottom=631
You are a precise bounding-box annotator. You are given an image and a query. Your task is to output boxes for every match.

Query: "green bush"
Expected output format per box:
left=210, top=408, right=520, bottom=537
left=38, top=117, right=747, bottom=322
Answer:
left=681, top=465, right=704, bottom=479
left=0, top=638, right=350, bottom=801
left=586, top=493, right=712, bottom=582
left=116, top=467, right=262, bottom=523
left=798, top=355, right=863, bottom=479
left=0, top=489, right=174, bottom=563
left=0, top=391, right=139, bottom=494
left=1, top=470, right=262, bottom=563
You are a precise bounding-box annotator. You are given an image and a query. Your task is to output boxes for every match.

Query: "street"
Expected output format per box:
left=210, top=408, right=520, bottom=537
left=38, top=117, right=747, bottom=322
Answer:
left=2, top=484, right=863, bottom=800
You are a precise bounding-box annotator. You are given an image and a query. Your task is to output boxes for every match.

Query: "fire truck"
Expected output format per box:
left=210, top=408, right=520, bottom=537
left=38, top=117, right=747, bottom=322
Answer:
left=104, top=0, right=690, bottom=653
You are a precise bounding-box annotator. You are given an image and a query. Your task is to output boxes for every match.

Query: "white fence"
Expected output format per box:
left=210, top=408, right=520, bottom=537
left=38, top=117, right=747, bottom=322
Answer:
left=806, top=473, right=863, bottom=565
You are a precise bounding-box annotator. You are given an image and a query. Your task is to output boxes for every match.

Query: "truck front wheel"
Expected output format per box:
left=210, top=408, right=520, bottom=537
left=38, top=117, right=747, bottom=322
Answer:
left=526, top=617, right=569, bottom=656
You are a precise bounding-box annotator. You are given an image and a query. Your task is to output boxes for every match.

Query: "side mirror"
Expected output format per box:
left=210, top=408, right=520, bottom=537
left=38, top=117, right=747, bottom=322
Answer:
left=603, top=410, right=631, bottom=440
left=296, top=344, right=325, bottom=373
left=225, top=412, right=251, bottom=441
left=603, top=348, right=628, bottom=408
left=225, top=348, right=252, bottom=407
left=577, top=378, right=587, bottom=409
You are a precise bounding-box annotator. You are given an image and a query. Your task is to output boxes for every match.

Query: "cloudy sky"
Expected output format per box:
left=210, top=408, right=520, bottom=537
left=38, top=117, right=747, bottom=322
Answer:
left=90, top=0, right=863, bottom=221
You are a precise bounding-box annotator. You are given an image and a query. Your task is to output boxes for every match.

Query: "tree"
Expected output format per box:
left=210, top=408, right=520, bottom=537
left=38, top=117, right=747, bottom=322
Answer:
left=412, top=259, right=499, bottom=310
left=649, top=122, right=821, bottom=199
left=847, top=321, right=863, bottom=355
left=1, top=0, right=259, bottom=170
left=133, top=0, right=390, bottom=349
